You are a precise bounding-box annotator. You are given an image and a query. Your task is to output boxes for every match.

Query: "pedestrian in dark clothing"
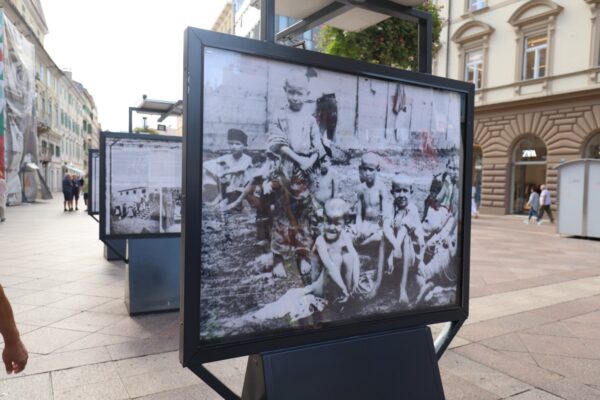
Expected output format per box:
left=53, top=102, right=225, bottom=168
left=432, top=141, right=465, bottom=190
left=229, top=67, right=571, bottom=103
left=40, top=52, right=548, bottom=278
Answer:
left=73, top=176, right=82, bottom=211
left=62, top=174, right=74, bottom=211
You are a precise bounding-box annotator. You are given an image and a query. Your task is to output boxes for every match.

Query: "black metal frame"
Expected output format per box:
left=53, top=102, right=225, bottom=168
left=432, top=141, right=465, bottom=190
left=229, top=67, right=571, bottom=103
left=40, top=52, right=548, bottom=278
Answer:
left=99, top=131, right=182, bottom=241
left=87, top=149, right=100, bottom=217
left=181, top=27, right=473, bottom=372
left=261, top=0, right=432, bottom=73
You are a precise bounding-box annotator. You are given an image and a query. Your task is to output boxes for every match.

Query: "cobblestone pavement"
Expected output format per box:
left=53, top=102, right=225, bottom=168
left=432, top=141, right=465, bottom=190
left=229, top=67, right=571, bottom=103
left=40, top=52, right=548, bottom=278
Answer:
left=0, top=197, right=599, bottom=399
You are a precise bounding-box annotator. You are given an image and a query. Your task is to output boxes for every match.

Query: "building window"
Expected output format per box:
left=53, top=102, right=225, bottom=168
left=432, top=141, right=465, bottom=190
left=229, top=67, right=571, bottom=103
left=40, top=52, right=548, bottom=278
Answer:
left=468, top=0, right=486, bottom=11
left=523, top=35, right=547, bottom=80
left=465, top=50, right=483, bottom=89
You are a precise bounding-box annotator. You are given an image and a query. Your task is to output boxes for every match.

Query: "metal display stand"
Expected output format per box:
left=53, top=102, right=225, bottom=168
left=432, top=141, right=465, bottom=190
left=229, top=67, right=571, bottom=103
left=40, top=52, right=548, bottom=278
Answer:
left=125, top=237, right=180, bottom=314
left=103, top=239, right=127, bottom=262
left=182, top=2, right=470, bottom=398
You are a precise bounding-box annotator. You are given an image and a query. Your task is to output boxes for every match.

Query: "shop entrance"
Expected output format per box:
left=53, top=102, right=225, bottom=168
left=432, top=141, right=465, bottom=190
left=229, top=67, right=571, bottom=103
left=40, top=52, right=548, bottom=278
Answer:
left=511, top=136, right=547, bottom=214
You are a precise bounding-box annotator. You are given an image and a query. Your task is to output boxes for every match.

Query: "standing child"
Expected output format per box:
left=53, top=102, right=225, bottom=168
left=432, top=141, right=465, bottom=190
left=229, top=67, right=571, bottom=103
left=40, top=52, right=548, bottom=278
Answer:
left=384, top=174, right=425, bottom=305
left=268, top=69, right=326, bottom=278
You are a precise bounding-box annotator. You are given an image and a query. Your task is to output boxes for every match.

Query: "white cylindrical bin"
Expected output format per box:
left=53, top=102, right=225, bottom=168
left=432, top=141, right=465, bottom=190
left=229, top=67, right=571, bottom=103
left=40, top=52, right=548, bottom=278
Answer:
left=556, top=159, right=600, bottom=239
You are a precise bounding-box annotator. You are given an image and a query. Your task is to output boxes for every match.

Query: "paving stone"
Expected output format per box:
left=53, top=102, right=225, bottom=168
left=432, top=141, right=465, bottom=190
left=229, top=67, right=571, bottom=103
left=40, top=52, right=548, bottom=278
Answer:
left=49, top=294, right=114, bottom=311
left=0, top=373, right=52, bottom=400
left=53, top=378, right=129, bottom=400
left=50, top=311, right=127, bottom=333
left=51, top=361, right=120, bottom=390
left=20, top=326, right=89, bottom=355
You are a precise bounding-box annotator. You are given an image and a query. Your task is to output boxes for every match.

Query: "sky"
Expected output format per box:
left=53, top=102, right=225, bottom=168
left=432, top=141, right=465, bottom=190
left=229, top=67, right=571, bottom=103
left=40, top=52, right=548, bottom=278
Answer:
left=42, top=0, right=229, bottom=132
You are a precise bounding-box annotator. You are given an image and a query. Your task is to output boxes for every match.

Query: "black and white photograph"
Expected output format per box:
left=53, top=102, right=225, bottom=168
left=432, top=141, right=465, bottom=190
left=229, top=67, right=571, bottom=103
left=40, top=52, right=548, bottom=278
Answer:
left=199, top=46, right=464, bottom=344
left=103, top=135, right=182, bottom=237
left=88, top=150, right=100, bottom=215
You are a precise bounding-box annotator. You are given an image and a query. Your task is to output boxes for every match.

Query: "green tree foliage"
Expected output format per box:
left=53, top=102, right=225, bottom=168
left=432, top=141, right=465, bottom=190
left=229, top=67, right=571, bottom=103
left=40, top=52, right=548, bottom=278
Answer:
left=134, top=127, right=160, bottom=135
left=318, top=3, right=443, bottom=70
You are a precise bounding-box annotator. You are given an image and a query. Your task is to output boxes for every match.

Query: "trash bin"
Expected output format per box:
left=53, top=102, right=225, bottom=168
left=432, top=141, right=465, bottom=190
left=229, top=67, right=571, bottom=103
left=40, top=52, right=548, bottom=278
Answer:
left=556, top=159, right=600, bottom=238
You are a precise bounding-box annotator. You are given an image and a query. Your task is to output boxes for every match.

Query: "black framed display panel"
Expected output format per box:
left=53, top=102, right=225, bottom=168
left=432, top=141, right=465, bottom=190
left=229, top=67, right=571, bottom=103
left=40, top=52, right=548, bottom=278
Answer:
left=99, top=131, right=183, bottom=241
left=181, top=28, right=474, bottom=366
left=88, top=149, right=100, bottom=216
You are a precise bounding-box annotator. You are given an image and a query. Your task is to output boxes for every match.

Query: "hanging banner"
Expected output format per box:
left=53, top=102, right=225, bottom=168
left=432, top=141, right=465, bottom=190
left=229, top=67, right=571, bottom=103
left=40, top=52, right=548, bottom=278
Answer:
left=3, top=11, right=37, bottom=204
left=0, top=12, right=5, bottom=181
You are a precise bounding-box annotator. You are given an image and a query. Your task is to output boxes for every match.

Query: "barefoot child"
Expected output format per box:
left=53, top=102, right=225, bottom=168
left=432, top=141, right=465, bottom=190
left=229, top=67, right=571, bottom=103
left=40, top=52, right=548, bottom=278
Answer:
left=307, top=199, right=360, bottom=304
left=268, top=69, right=326, bottom=277
left=383, top=174, right=425, bottom=305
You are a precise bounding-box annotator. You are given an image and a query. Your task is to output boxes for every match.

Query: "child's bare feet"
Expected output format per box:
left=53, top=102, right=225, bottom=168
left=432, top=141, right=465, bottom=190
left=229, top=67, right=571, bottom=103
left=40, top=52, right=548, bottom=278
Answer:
left=272, top=262, right=287, bottom=278
left=299, top=259, right=311, bottom=275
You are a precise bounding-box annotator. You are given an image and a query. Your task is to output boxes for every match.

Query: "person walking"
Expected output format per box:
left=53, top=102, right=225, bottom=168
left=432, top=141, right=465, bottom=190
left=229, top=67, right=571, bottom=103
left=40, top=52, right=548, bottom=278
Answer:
left=62, top=173, right=74, bottom=211
left=537, top=184, right=554, bottom=224
left=524, top=185, right=540, bottom=224
left=0, top=178, right=7, bottom=222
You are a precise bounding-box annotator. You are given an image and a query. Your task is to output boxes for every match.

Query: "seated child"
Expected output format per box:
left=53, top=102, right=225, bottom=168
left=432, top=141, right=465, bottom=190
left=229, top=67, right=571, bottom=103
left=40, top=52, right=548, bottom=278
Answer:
left=383, top=174, right=425, bottom=306
left=202, top=128, right=252, bottom=207
left=306, top=198, right=360, bottom=304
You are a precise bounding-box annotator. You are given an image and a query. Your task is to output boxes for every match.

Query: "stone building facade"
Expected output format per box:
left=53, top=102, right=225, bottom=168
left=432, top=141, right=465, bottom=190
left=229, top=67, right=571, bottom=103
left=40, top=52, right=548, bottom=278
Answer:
left=433, top=0, right=600, bottom=215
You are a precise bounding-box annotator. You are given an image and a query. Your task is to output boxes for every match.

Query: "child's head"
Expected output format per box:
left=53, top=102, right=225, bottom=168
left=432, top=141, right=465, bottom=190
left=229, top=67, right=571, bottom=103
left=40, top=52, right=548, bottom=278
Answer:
left=323, top=198, right=347, bottom=242
left=284, top=70, right=310, bottom=112
left=391, top=174, right=413, bottom=209
left=227, top=128, right=248, bottom=157
left=359, top=152, right=380, bottom=186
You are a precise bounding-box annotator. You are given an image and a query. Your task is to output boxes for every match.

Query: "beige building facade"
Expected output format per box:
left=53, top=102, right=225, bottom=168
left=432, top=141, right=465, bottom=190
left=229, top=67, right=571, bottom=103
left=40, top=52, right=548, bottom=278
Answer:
left=433, top=0, right=600, bottom=214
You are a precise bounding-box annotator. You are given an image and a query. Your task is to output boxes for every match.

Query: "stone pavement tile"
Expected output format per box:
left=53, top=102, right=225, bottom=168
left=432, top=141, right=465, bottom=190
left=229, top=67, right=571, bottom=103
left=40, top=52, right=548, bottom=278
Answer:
left=100, top=312, right=178, bottom=339
left=533, top=354, right=600, bottom=386
left=49, top=294, right=113, bottom=311
left=496, top=350, right=538, bottom=366
left=14, top=306, right=79, bottom=326
left=507, top=389, right=564, bottom=400
left=527, top=295, right=600, bottom=322
left=10, top=290, right=71, bottom=306
left=439, top=351, right=532, bottom=398
left=459, top=312, right=553, bottom=342
left=51, top=361, right=121, bottom=390
left=84, top=284, right=124, bottom=298
left=53, top=378, right=129, bottom=400
left=116, top=353, right=199, bottom=398
left=7, top=268, right=58, bottom=279
left=541, top=379, right=600, bottom=400
left=452, top=343, right=588, bottom=397
left=0, top=347, right=113, bottom=379
left=0, top=372, right=52, bottom=400
left=2, top=287, right=37, bottom=300
left=132, top=384, right=216, bottom=400
left=11, top=278, right=65, bottom=291
left=58, top=333, right=136, bottom=353
left=48, top=271, right=97, bottom=283
left=89, top=298, right=130, bottom=316
left=518, top=333, right=600, bottom=359
left=479, top=333, right=529, bottom=352
left=0, top=274, right=34, bottom=287
left=48, top=281, right=115, bottom=296
left=439, top=370, right=500, bottom=400
left=115, top=352, right=180, bottom=378
left=77, top=273, right=124, bottom=285
left=204, top=357, right=248, bottom=379
left=20, top=326, right=89, bottom=355
left=469, top=276, right=600, bottom=324
left=107, top=335, right=178, bottom=361
left=10, top=302, right=38, bottom=315
left=50, top=311, right=127, bottom=333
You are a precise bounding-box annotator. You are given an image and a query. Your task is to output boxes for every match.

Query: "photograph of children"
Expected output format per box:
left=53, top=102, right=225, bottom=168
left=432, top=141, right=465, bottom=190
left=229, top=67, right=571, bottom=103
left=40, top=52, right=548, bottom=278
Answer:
left=199, top=47, right=464, bottom=343
left=104, top=137, right=182, bottom=236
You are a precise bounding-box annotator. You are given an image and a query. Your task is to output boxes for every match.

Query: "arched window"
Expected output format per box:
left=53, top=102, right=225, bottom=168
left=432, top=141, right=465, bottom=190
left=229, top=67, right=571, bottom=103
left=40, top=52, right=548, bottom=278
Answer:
left=584, top=132, right=600, bottom=159
left=513, top=136, right=547, bottom=162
